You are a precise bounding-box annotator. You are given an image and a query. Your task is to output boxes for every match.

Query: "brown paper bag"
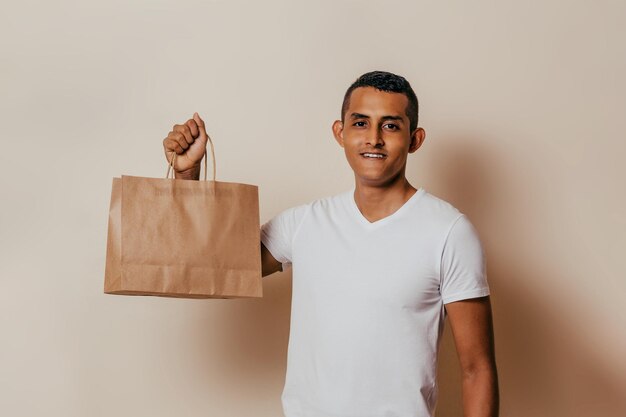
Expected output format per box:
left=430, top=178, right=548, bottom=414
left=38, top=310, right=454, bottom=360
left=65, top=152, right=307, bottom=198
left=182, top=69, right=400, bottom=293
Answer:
left=104, top=138, right=262, bottom=299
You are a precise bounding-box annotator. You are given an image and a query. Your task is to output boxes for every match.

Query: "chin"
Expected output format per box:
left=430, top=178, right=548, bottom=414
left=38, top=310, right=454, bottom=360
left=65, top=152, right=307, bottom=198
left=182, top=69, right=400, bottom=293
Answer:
left=355, top=168, right=406, bottom=185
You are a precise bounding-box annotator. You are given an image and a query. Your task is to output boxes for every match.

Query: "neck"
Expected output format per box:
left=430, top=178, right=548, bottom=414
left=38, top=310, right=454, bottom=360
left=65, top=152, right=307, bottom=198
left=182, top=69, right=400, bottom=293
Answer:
left=352, top=174, right=418, bottom=222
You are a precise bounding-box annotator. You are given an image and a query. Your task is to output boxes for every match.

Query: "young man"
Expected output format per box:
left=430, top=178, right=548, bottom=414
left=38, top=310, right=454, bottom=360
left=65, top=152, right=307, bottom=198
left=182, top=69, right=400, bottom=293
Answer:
left=163, top=71, right=499, bottom=417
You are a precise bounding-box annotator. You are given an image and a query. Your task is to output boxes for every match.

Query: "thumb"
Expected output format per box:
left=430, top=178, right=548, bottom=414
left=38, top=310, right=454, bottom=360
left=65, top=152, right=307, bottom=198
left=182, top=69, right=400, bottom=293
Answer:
left=193, top=112, right=208, bottom=146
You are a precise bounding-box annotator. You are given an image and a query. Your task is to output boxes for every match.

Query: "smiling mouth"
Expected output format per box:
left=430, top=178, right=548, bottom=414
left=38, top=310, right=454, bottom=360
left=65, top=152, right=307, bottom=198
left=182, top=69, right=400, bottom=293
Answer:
left=361, top=152, right=387, bottom=159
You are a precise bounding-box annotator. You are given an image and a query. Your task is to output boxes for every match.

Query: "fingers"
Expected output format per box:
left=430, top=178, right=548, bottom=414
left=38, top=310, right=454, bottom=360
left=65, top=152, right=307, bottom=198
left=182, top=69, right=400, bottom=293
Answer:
left=162, top=113, right=207, bottom=167
left=163, top=136, right=186, bottom=155
left=165, top=118, right=198, bottom=154
left=185, top=118, right=199, bottom=137
left=173, top=124, right=194, bottom=145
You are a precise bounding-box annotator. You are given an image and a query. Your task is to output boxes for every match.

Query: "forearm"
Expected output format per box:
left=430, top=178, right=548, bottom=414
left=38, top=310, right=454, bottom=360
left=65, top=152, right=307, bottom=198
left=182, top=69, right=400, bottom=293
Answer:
left=461, top=365, right=499, bottom=417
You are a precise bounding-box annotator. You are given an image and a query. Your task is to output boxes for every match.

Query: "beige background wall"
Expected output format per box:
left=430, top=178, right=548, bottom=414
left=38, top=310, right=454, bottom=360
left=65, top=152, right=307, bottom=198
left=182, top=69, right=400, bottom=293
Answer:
left=1, top=1, right=625, bottom=416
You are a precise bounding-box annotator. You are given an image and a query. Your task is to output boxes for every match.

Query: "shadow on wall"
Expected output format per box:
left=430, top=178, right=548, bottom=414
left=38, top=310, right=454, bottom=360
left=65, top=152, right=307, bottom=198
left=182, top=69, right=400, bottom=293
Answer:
left=428, top=136, right=626, bottom=417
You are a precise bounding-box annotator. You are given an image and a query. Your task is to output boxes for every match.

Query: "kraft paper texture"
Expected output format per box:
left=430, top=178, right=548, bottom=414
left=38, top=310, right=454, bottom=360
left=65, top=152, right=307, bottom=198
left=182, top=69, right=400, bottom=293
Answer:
left=104, top=175, right=262, bottom=299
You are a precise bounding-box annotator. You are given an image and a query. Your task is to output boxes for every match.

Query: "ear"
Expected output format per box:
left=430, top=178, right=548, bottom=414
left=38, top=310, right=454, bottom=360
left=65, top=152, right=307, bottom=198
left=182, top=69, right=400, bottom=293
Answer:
left=332, top=120, right=345, bottom=148
left=408, top=127, right=426, bottom=153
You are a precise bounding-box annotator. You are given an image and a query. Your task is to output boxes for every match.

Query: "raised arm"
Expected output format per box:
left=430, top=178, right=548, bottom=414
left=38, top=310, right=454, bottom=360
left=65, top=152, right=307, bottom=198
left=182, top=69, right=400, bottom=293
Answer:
left=445, top=296, right=499, bottom=417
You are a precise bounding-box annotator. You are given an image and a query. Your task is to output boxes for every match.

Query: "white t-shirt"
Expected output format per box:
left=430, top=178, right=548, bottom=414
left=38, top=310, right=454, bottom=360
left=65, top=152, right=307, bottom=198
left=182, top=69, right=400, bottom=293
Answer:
left=260, top=186, right=490, bottom=417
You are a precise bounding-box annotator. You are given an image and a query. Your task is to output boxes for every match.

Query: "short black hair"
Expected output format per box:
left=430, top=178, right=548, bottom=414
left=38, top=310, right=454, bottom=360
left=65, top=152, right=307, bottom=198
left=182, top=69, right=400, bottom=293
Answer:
left=341, top=71, right=419, bottom=132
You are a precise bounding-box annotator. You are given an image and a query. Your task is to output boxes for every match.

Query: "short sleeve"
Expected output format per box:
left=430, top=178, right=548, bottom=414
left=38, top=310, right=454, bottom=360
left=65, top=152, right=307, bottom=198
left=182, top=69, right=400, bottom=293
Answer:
left=440, top=214, right=490, bottom=304
left=260, top=204, right=309, bottom=271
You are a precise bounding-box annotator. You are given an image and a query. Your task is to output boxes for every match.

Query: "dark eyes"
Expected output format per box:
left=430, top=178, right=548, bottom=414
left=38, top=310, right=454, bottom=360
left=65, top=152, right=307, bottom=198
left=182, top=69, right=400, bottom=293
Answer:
left=352, top=121, right=399, bottom=130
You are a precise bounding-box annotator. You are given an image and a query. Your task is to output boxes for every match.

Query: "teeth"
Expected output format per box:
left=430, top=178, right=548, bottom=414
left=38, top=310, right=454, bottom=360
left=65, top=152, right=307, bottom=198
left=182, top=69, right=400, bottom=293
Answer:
left=363, top=153, right=385, bottom=158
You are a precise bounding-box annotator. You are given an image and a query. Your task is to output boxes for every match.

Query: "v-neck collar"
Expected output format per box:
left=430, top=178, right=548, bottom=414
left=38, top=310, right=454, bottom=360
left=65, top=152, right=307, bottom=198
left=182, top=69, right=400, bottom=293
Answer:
left=347, top=186, right=426, bottom=228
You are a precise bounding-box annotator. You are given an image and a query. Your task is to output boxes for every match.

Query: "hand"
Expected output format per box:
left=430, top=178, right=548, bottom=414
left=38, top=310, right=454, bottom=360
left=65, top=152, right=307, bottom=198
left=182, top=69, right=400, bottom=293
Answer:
left=162, top=112, right=208, bottom=175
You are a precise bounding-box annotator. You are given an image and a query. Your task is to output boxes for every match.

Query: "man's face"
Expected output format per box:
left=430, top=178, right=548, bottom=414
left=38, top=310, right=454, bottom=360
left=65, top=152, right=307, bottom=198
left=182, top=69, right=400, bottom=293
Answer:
left=332, top=86, right=425, bottom=187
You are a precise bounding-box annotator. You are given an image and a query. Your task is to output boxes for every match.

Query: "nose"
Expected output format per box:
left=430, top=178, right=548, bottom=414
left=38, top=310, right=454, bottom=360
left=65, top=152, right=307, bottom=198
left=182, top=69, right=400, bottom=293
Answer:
left=367, top=126, right=385, bottom=147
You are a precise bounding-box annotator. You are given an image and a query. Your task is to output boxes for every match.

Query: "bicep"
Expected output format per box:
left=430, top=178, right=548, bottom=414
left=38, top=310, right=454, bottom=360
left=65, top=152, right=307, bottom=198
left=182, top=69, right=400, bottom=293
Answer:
left=261, top=242, right=283, bottom=277
left=445, top=296, right=497, bottom=373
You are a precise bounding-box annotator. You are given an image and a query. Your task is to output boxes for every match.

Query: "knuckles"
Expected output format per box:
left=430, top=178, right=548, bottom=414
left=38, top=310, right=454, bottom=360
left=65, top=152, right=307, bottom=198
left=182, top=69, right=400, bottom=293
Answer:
left=166, top=118, right=201, bottom=155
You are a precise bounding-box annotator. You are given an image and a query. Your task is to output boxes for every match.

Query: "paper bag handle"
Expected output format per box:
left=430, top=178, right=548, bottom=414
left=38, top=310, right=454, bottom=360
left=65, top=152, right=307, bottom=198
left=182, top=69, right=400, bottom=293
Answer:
left=165, top=132, right=217, bottom=181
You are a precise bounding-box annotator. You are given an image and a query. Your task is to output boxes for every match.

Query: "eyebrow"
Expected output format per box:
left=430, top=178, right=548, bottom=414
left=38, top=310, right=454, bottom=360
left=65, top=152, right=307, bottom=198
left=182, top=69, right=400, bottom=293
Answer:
left=350, top=112, right=404, bottom=122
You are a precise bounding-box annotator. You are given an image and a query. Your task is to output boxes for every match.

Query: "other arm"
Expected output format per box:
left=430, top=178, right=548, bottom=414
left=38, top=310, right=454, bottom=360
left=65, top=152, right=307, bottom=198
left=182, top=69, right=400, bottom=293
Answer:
left=445, top=296, right=499, bottom=417
left=261, top=242, right=282, bottom=277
